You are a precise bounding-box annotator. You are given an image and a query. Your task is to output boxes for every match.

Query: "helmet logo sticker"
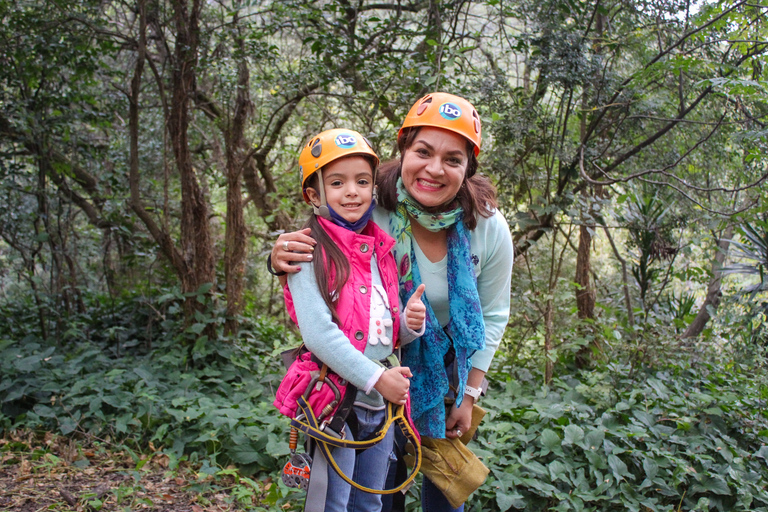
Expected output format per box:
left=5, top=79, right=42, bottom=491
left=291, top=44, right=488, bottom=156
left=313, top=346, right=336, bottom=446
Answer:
left=334, top=133, right=357, bottom=148
left=439, top=102, right=462, bottom=121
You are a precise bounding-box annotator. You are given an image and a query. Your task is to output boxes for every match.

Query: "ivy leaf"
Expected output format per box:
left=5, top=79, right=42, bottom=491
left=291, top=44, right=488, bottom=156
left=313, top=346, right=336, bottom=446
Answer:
left=583, top=428, right=605, bottom=450
left=548, top=460, right=570, bottom=483
left=195, top=283, right=213, bottom=295
left=540, top=428, right=561, bottom=454
left=227, top=443, right=262, bottom=465
left=265, top=433, right=290, bottom=457
left=632, top=410, right=656, bottom=429
left=608, top=454, right=633, bottom=482
left=691, top=477, right=731, bottom=496
left=563, top=424, right=584, bottom=445
left=497, top=491, right=526, bottom=510
left=642, top=457, right=659, bottom=479
left=15, top=355, right=42, bottom=372
left=59, top=417, right=77, bottom=435
left=34, top=404, right=56, bottom=418
left=188, top=323, right=206, bottom=334
left=133, top=366, right=154, bottom=383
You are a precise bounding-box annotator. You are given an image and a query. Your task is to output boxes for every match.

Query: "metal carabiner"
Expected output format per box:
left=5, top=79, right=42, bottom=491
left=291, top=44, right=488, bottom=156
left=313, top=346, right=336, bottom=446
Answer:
left=303, top=374, right=342, bottom=421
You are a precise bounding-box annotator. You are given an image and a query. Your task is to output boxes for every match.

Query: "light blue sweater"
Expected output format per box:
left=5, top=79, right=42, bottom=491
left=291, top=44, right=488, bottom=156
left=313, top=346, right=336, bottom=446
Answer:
left=372, top=207, right=514, bottom=372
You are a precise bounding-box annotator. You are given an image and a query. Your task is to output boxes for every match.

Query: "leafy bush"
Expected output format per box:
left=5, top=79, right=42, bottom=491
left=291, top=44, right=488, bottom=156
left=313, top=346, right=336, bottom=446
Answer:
left=3, top=290, right=768, bottom=511
left=0, top=289, right=299, bottom=481
left=721, top=219, right=768, bottom=348
left=474, top=358, right=768, bottom=511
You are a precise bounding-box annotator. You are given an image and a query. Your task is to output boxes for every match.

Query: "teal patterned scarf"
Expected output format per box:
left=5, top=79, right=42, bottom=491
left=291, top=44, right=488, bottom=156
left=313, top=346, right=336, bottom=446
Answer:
left=390, top=178, right=485, bottom=438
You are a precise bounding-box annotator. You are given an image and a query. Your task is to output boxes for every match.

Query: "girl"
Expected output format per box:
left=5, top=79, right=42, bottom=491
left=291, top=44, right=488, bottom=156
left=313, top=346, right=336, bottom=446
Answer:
left=274, top=128, right=426, bottom=512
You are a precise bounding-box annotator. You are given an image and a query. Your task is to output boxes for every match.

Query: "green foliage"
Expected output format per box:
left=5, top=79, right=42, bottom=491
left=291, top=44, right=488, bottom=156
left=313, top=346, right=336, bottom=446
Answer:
left=2, top=0, right=768, bottom=508
left=618, top=185, right=684, bottom=311
left=0, top=289, right=299, bottom=485
left=478, top=356, right=768, bottom=511
left=721, top=217, right=768, bottom=348
left=3, top=290, right=768, bottom=511
left=724, top=219, right=768, bottom=295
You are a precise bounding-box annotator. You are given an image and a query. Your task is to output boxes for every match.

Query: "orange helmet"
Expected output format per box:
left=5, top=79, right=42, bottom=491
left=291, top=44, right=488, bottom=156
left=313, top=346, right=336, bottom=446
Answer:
left=399, top=93, right=481, bottom=156
left=298, top=128, right=379, bottom=203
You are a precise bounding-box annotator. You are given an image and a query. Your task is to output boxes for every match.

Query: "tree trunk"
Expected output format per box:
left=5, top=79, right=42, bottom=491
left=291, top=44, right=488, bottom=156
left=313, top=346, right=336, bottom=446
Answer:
left=682, top=226, right=733, bottom=338
left=128, top=0, right=184, bottom=274
left=223, top=11, right=252, bottom=335
left=574, top=8, right=605, bottom=366
left=544, top=296, right=554, bottom=384
left=168, top=0, right=215, bottom=318
left=127, top=0, right=214, bottom=334
left=574, top=217, right=598, bottom=367
left=603, top=225, right=636, bottom=337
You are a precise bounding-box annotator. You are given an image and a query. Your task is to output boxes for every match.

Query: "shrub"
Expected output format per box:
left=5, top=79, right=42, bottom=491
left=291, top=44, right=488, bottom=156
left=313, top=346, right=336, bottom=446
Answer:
left=0, top=289, right=299, bottom=479
left=474, top=357, right=768, bottom=511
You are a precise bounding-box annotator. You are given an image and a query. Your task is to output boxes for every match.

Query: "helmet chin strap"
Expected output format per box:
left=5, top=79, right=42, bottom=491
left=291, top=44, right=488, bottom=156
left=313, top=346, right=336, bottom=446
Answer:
left=312, top=168, right=332, bottom=220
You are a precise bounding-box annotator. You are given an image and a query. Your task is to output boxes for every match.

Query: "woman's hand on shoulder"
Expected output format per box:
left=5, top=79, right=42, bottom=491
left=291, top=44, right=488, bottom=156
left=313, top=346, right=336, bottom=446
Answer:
left=272, top=228, right=316, bottom=274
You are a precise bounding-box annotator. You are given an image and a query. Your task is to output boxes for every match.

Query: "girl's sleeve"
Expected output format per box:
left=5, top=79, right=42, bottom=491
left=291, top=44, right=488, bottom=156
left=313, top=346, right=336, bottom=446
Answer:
left=287, top=262, right=383, bottom=390
left=471, top=210, right=514, bottom=372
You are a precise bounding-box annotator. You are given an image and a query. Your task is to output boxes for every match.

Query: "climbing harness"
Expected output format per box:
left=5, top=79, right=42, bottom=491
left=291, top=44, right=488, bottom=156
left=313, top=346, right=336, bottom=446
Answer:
left=281, top=371, right=340, bottom=490
left=280, top=357, right=422, bottom=498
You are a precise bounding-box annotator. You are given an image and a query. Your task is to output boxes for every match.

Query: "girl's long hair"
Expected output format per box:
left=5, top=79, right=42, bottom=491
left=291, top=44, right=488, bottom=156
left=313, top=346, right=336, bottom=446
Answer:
left=376, top=127, right=498, bottom=230
left=302, top=174, right=351, bottom=325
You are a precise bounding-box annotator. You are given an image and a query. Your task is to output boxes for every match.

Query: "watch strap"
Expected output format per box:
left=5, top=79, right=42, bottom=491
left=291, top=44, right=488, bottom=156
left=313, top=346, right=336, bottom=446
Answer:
left=464, top=385, right=482, bottom=400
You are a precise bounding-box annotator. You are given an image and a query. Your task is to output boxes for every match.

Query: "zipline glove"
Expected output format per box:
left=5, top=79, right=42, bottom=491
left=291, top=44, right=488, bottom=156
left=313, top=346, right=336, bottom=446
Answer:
left=418, top=436, right=489, bottom=508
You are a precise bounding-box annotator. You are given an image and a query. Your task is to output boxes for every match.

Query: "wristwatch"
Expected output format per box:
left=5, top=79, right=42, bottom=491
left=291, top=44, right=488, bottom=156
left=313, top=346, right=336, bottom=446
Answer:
left=464, top=385, right=483, bottom=401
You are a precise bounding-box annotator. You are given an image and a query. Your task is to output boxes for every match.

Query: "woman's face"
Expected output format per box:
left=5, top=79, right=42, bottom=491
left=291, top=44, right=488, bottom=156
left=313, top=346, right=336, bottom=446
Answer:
left=401, top=127, right=469, bottom=209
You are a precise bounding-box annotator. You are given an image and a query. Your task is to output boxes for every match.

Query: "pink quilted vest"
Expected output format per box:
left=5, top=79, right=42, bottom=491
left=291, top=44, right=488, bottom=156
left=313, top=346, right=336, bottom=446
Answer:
left=274, top=217, right=401, bottom=419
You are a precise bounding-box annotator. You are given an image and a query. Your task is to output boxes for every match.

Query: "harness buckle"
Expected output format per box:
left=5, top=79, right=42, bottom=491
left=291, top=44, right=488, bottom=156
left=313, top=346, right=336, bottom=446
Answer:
left=320, top=421, right=346, bottom=440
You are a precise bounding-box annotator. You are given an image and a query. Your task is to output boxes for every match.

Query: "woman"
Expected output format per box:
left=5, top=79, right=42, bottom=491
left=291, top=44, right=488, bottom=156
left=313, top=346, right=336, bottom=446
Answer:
left=271, top=93, right=514, bottom=511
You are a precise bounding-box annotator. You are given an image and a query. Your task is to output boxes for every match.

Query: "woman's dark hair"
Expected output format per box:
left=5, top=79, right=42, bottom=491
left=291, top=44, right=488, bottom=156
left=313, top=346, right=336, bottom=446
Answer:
left=376, top=127, right=498, bottom=230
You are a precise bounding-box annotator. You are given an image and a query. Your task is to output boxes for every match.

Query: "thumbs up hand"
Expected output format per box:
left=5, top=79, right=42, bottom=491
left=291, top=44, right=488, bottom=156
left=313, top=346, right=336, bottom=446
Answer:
left=405, top=284, right=426, bottom=332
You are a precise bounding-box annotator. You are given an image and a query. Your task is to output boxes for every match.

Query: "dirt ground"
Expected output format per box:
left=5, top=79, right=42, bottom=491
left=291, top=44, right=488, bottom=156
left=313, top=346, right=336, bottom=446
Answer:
left=0, top=431, right=277, bottom=511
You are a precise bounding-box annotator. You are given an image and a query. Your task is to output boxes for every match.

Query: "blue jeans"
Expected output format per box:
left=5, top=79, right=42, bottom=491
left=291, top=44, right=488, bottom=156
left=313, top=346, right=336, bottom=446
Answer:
left=422, top=476, right=465, bottom=512
left=323, top=406, right=394, bottom=512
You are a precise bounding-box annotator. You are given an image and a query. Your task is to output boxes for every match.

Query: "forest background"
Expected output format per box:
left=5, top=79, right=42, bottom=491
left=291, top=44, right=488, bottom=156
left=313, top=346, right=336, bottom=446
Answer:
left=1, top=0, right=767, bottom=510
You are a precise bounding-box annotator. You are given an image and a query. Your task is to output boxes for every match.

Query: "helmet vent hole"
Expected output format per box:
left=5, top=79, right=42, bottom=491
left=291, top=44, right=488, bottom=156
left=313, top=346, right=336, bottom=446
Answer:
left=310, top=139, right=322, bottom=158
left=416, top=97, right=432, bottom=116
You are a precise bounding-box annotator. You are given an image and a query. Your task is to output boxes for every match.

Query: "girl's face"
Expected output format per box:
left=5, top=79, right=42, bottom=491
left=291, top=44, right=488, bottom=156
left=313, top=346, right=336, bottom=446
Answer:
left=306, top=156, right=374, bottom=223
left=401, top=127, right=469, bottom=209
